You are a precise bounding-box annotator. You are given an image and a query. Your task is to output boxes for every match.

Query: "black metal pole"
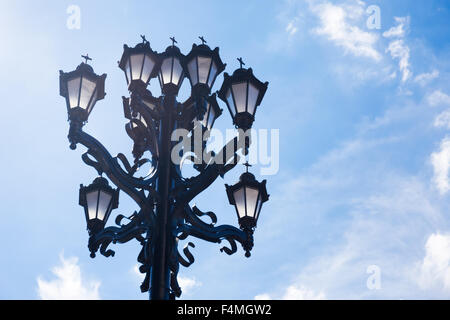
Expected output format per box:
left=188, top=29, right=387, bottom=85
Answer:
left=150, top=94, right=175, bottom=300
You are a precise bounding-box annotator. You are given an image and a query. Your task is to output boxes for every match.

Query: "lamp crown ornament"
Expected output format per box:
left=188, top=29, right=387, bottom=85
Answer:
left=82, top=54, right=92, bottom=64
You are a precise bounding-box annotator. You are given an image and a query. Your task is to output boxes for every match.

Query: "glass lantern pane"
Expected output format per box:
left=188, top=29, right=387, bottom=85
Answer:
left=255, top=194, right=263, bottom=222
left=197, top=56, right=211, bottom=84
left=226, top=89, right=235, bottom=116
left=79, top=77, right=97, bottom=110
left=172, top=58, right=183, bottom=86
left=247, top=83, right=259, bottom=115
left=67, top=77, right=81, bottom=108
left=141, top=55, right=155, bottom=84
left=97, top=191, right=112, bottom=221
left=138, top=113, right=147, bottom=127
left=142, top=99, right=155, bottom=110
left=86, top=88, right=97, bottom=114
left=245, top=187, right=259, bottom=218
left=187, top=58, right=198, bottom=85
left=130, top=54, right=145, bottom=81
left=233, top=188, right=246, bottom=219
left=86, top=191, right=99, bottom=220
left=232, top=82, right=248, bottom=113
left=160, top=58, right=172, bottom=84
left=207, top=61, right=217, bottom=88
left=125, top=59, right=131, bottom=84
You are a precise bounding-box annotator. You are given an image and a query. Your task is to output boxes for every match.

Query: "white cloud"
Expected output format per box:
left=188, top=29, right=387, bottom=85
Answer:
left=383, top=16, right=410, bottom=38
left=427, top=90, right=450, bottom=107
left=255, top=285, right=325, bottom=300
left=431, top=137, right=450, bottom=194
left=434, top=110, right=450, bottom=129
left=386, top=39, right=411, bottom=82
left=37, top=254, right=100, bottom=300
left=417, top=233, right=450, bottom=292
left=310, top=1, right=381, bottom=61
left=414, top=70, right=439, bottom=87
left=178, top=276, right=202, bottom=294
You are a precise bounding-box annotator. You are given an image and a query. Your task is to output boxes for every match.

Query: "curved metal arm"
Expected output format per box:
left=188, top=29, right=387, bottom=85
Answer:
left=69, top=124, right=158, bottom=206
left=88, top=209, right=151, bottom=258
left=175, top=205, right=254, bottom=257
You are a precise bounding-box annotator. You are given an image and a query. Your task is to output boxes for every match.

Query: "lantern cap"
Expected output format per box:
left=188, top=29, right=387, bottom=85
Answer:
left=118, top=41, right=159, bottom=71
left=59, top=62, right=106, bottom=99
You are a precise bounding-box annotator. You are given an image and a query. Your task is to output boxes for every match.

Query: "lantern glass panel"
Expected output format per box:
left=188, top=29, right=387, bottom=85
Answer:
left=86, top=88, right=97, bottom=113
left=226, top=89, right=235, bottom=116
left=143, top=99, right=156, bottom=110
left=207, top=61, right=217, bottom=88
left=247, top=83, right=259, bottom=115
left=197, top=56, right=212, bottom=84
left=86, top=191, right=98, bottom=220
left=233, top=188, right=246, bottom=218
left=245, top=187, right=259, bottom=218
left=130, top=54, right=144, bottom=80
left=125, top=59, right=131, bottom=83
left=161, top=58, right=172, bottom=84
left=255, top=194, right=263, bottom=221
left=141, top=55, right=155, bottom=83
left=79, top=77, right=97, bottom=110
left=232, top=82, right=247, bottom=113
left=188, top=59, right=198, bottom=85
left=97, top=191, right=112, bottom=221
left=172, top=58, right=183, bottom=85
left=67, top=77, right=81, bottom=108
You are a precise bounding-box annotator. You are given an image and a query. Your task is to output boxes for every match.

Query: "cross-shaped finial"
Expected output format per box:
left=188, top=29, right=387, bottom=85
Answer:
left=243, top=161, right=252, bottom=173
left=199, top=36, right=207, bottom=45
left=170, top=36, right=177, bottom=47
left=82, top=54, right=92, bottom=64
left=140, top=35, right=148, bottom=44
left=237, top=57, right=245, bottom=69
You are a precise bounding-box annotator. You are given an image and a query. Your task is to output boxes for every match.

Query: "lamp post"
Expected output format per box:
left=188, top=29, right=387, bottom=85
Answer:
left=59, top=36, right=269, bottom=300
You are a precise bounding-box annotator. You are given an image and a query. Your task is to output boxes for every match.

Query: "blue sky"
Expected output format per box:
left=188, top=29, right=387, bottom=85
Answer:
left=1, top=0, right=450, bottom=299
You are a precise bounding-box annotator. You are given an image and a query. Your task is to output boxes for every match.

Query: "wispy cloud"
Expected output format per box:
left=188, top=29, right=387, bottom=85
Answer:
left=37, top=253, right=100, bottom=300
left=431, top=137, right=450, bottom=195
left=414, top=70, right=439, bottom=87
left=386, top=39, right=411, bottom=82
left=427, top=90, right=450, bottom=107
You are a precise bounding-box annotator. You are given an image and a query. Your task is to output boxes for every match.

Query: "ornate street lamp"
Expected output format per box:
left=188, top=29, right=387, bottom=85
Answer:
left=118, top=36, right=160, bottom=92
left=225, top=168, right=269, bottom=231
left=59, top=36, right=270, bottom=300
left=185, top=37, right=226, bottom=97
left=218, top=58, right=268, bottom=130
left=59, top=55, right=106, bottom=123
left=79, top=177, right=119, bottom=235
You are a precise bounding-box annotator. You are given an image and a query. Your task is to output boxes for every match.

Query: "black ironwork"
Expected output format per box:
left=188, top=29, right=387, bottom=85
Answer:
left=59, top=36, right=269, bottom=300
